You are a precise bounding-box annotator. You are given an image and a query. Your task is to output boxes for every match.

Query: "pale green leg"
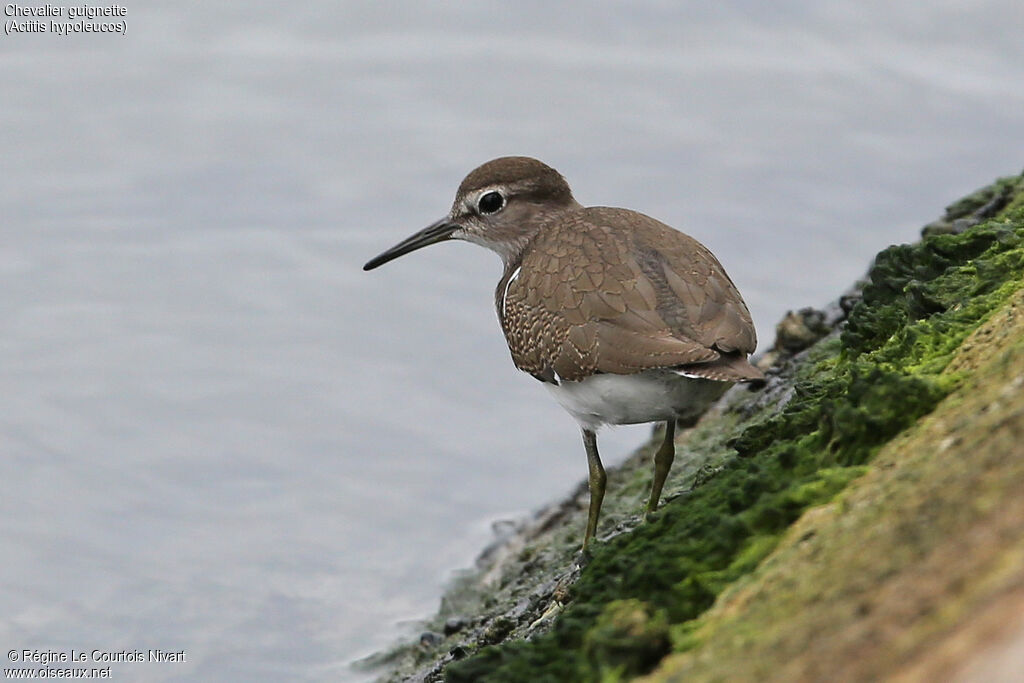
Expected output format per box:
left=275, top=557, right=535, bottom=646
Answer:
left=582, top=428, right=606, bottom=550
left=646, top=420, right=675, bottom=516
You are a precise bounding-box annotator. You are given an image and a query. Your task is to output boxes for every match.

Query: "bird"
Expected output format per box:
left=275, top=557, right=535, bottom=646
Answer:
left=364, top=157, right=763, bottom=549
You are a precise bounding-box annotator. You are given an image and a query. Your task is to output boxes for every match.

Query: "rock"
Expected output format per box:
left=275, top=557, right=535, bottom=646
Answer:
left=480, top=616, right=514, bottom=645
left=773, top=306, right=830, bottom=353
left=418, top=631, right=443, bottom=648
left=443, top=617, right=466, bottom=636
left=921, top=172, right=1023, bottom=238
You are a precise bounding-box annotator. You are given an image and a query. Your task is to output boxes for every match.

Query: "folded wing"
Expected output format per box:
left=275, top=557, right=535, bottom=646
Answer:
left=498, top=208, right=760, bottom=383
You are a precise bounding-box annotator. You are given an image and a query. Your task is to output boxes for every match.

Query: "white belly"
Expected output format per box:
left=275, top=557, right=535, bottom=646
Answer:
left=544, top=369, right=728, bottom=430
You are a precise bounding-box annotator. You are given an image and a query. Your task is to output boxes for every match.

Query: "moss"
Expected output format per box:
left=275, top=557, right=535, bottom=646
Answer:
left=482, top=617, right=516, bottom=645
left=943, top=174, right=1022, bottom=220
left=645, top=289, right=1024, bottom=682
left=442, top=184, right=1024, bottom=682
left=581, top=600, right=670, bottom=680
left=843, top=220, right=1024, bottom=362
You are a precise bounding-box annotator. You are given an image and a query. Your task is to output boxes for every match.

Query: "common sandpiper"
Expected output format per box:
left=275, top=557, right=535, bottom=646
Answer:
left=364, top=157, right=762, bottom=548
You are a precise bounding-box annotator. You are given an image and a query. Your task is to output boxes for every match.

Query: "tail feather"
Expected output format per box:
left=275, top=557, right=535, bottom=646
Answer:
left=676, top=352, right=764, bottom=382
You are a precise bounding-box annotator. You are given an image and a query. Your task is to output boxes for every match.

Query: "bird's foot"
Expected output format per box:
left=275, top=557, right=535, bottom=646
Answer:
left=643, top=502, right=659, bottom=522
left=573, top=545, right=593, bottom=569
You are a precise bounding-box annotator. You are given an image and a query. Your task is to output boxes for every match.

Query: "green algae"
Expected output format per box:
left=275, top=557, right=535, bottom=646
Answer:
left=443, top=182, right=1024, bottom=682
left=944, top=174, right=1021, bottom=221
left=646, top=290, right=1024, bottom=682
left=922, top=172, right=1024, bottom=235
left=582, top=600, right=670, bottom=681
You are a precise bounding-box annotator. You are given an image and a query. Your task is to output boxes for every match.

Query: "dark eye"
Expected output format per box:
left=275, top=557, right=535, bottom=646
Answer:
left=478, top=191, right=505, bottom=214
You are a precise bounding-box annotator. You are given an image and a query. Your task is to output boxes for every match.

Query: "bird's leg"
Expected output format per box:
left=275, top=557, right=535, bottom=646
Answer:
left=645, top=419, right=676, bottom=517
left=581, top=428, right=606, bottom=550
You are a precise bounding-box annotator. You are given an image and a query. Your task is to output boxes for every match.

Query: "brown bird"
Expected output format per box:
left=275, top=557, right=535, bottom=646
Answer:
left=364, top=157, right=762, bottom=549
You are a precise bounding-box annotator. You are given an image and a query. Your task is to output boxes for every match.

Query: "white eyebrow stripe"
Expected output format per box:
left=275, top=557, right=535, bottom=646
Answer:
left=501, top=266, right=522, bottom=319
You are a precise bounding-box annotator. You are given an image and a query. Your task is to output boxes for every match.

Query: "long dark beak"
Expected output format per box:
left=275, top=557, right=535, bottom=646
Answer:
left=363, top=218, right=459, bottom=271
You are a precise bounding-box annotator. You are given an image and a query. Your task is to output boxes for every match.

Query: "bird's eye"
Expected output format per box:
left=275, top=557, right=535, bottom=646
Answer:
left=477, top=191, right=505, bottom=215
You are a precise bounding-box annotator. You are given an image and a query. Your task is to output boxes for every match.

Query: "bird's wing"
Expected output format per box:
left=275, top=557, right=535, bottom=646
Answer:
left=499, top=208, right=756, bottom=382
left=615, top=207, right=758, bottom=355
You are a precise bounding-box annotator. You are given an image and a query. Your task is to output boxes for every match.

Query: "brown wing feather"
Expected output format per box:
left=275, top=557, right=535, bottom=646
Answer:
left=615, top=208, right=758, bottom=354
left=680, top=352, right=765, bottom=382
left=497, top=207, right=757, bottom=382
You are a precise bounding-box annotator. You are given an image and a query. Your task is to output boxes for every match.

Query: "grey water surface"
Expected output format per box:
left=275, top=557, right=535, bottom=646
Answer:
left=2, top=2, right=1023, bottom=680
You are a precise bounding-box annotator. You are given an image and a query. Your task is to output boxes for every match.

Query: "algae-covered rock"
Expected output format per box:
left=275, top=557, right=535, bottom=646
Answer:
left=364, top=170, right=1024, bottom=683
left=642, top=286, right=1024, bottom=683
left=582, top=600, right=670, bottom=679
left=921, top=172, right=1024, bottom=236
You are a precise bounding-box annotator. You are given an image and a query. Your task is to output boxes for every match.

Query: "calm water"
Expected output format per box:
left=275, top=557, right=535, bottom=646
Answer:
left=2, top=2, right=1023, bottom=680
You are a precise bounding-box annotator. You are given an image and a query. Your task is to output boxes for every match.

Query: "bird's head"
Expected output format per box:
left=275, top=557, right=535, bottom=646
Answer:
left=363, top=156, right=579, bottom=270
